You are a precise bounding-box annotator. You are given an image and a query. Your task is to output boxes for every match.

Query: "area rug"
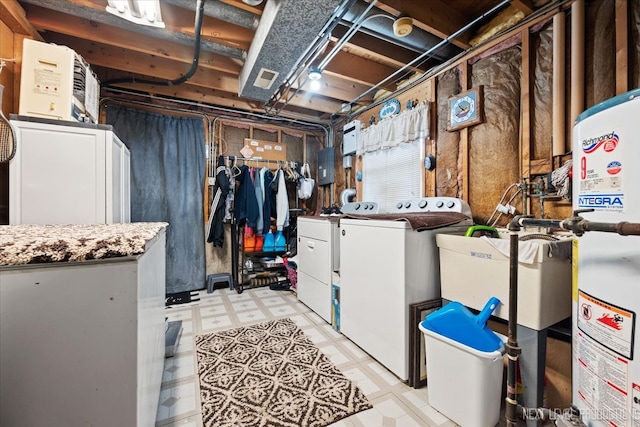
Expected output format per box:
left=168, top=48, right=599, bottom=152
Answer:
left=195, top=318, right=372, bottom=427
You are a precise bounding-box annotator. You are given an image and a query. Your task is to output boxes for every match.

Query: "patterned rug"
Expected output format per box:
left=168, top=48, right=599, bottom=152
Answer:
left=195, top=318, right=372, bottom=427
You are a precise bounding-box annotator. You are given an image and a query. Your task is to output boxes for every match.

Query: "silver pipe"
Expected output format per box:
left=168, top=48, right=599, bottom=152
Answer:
left=336, top=0, right=572, bottom=119
left=317, top=1, right=379, bottom=70
left=344, top=0, right=511, bottom=108
left=101, top=87, right=330, bottom=135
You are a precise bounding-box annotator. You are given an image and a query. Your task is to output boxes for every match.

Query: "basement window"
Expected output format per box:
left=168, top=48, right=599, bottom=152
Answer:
left=362, top=138, right=424, bottom=213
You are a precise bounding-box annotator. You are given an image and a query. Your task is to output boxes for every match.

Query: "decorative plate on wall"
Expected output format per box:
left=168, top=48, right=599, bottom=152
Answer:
left=378, top=98, right=401, bottom=121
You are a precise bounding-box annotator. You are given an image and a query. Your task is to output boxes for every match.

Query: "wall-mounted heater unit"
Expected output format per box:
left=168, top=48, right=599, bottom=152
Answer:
left=19, top=39, right=100, bottom=124
left=343, top=120, right=360, bottom=155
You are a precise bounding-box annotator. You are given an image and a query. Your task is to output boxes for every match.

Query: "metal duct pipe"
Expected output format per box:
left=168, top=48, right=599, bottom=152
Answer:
left=340, top=188, right=357, bottom=205
left=343, top=0, right=511, bottom=108
left=339, top=0, right=460, bottom=60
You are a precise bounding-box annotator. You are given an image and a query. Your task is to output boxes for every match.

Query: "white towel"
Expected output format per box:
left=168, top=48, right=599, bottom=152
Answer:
left=480, top=236, right=538, bottom=264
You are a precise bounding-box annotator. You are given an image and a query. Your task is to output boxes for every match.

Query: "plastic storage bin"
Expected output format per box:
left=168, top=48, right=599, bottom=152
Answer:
left=419, top=321, right=505, bottom=427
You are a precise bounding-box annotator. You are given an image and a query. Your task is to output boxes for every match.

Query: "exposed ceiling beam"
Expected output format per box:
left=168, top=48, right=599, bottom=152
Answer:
left=372, top=0, right=472, bottom=49
left=322, top=48, right=398, bottom=91
left=332, top=27, right=424, bottom=69
left=509, top=0, right=534, bottom=15
left=162, top=0, right=260, bottom=30
left=0, top=0, right=42, bottom=39
left=24, top=6, right=243, bottom=76
left=217, top=0, right=265, bottom=15
left=18, top=0, right=246, bottom=60
left=44, top=32, right=241, bottom=93
left=99, top=69, right=345, bottom=117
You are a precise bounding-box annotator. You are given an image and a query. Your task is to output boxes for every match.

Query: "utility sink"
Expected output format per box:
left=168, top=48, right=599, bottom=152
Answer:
left=436, top=230, right=573, bottom=331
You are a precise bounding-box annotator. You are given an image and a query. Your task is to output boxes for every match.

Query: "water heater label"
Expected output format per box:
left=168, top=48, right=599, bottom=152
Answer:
left=576, top=330, right=630, bottom=426
left=577, top=290, right=635, bottom=360
left=577, top=127, right=625, bottom=212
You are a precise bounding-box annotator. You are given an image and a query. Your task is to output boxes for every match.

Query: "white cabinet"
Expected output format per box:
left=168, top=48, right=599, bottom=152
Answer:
left=0, top=229, right=166, bottom=427
left=297, top=217, right=339, bottom=323
left=9, top=117, right=131, bottom=224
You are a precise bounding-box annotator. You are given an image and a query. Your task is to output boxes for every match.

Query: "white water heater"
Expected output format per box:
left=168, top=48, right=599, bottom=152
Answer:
left=19, top=39, right=100, bottom=123
left=572, top=89, right=640, bottom=426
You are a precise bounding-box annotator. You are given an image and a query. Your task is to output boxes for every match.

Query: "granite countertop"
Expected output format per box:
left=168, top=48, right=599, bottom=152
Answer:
left=0, top=223, right=168, bottom=266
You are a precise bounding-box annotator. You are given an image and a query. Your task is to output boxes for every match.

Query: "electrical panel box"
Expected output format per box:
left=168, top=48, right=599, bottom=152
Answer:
left=318, top=147, right=335, bottom=186
left=19, top=39, right=100, bottom=123
left=342, top=120, right=360, bottom=155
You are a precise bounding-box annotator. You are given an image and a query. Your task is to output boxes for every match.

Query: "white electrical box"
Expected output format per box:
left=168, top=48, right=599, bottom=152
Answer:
left=19, top=39, right=100, bottom=123
left=342, top=120, right=360, bottom=155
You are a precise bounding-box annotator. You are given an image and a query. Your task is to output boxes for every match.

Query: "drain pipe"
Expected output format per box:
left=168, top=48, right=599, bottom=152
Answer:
left=506, top=213, right=640, bottom=426
left=102, top=0, right=206, bottom=87
left=506, top=215, right=562, bottom=427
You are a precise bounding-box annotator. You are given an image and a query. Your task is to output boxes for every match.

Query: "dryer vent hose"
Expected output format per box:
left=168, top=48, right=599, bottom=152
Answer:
left=340, top=188, right=356, bottom=206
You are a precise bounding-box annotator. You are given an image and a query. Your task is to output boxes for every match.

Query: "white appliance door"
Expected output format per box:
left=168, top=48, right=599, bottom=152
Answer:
left=340, top=219, right=409, bottom=380
left=9, top=120, right=107, bottom=225
left=572, top=92, right=640, bottom=426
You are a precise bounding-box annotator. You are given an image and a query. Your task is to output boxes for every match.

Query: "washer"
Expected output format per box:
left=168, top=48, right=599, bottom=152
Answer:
left=297, top=202, right=379, bottom=323
left=339, top=197, right=473, bottom=381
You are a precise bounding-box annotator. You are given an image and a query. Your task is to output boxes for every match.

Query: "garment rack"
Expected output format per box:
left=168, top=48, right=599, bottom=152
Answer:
left=219, top=154, right=301, bottom=293
left=218, top=155, right=298, bottom=170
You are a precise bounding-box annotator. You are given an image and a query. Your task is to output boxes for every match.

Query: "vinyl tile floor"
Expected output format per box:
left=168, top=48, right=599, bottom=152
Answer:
left=155, top=287, right=527, bottom=427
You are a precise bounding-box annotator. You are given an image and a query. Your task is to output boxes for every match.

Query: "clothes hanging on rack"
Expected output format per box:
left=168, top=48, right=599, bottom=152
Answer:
left=253, top=169, right=264, bottom=235
left=261, top=167, right=276, bottom=233
left=234, top=165, right=260, bottom=228
left=224, top=158, right=238, bottom=221
left=276, top=168, right=290, bottom=231
left=206, top=163, right=231, bottom=247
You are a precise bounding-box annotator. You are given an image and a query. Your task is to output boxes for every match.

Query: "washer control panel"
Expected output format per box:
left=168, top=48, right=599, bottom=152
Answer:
left=393, top=197, right=472, bottom=217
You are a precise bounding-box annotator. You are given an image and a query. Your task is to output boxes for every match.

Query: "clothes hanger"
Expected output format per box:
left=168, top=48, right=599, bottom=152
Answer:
left=231, top=157, right=242, bottom=177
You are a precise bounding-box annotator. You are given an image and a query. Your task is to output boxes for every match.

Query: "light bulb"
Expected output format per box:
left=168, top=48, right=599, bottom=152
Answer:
left=310, top=79, right=321, bottom=91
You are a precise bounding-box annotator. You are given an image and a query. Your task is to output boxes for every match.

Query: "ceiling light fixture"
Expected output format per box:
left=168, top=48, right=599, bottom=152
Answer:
left=308, top=68, right=322, bottom=81
left=308, top=68, right=322, bottom=91
left=242, top=0, right=264, bottom=5
left=106, top=0, right=165, bottom=28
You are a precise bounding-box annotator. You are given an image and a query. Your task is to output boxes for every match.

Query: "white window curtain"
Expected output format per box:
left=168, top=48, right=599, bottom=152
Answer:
left=356, top=101, right=429, bottom=155
left=359, top=102, right=429, bottom=213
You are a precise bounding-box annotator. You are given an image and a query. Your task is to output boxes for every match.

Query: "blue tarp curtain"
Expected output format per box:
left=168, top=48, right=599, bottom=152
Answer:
left=106, top=104, right=206, bottom=294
